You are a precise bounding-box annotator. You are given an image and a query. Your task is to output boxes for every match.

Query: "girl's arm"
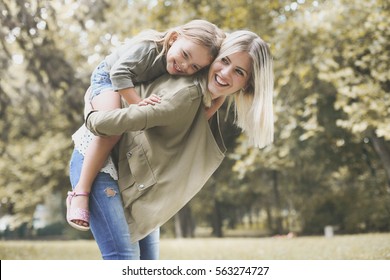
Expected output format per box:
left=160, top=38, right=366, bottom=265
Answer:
left=119, top=87, right=142, bottom=105
left=120, top=88, right=161, bottom=106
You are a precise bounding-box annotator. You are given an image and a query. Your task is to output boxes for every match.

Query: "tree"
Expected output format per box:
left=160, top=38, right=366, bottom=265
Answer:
left=233, top=0, right=390, bottom=234
left=315, top=0, right=390, bottom=189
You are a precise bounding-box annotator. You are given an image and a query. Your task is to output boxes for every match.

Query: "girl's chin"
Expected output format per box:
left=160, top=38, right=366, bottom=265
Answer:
left=167, top=68, right=176, bottom=75
left=166, top=65, right=177, bottom=75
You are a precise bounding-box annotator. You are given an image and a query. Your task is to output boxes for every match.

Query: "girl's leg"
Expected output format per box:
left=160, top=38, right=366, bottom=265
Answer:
left=70, top=149, right=139, bottom=259
left=69, top=90, right=121, bottom=228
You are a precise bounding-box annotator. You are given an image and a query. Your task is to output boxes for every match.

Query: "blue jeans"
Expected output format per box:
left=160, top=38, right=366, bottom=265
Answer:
left=69, top=149, right=159, bottom=260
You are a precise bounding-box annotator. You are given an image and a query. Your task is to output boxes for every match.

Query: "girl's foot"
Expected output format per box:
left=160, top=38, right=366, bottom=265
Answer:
left=66, top=191, right=90, bottom=231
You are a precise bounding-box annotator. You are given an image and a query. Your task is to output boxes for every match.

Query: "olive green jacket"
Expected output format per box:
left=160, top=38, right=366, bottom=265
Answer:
left=86, top=74, right=226, bottom=242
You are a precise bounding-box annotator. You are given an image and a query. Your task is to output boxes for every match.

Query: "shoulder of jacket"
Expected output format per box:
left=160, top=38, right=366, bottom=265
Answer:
left=164, top=76, right=200, bottom=95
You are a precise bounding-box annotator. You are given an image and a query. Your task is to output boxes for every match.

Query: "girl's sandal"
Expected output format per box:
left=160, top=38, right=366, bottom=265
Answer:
left=66, top=191, right=90, bottom=231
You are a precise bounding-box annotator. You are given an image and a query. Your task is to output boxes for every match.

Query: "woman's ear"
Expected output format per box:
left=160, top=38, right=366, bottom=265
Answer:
left=242, top=84, right=250, bottom=93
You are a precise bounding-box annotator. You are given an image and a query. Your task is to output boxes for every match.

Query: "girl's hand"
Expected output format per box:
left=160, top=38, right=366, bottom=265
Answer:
left=138, top=94, right=161, bottom=106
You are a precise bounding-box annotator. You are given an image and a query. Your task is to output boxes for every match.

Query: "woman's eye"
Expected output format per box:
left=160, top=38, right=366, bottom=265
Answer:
left=192, top=65, right=200, bottom=71
left=236, top=69, right=244, bottom=76
left=221, top=57, right=229, bottom=64
left=182, top=51, right=189, bottom=59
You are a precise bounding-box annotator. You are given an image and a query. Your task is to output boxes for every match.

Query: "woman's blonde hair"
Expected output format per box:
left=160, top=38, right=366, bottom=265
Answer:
left=133, top=19, right=226, bottom=63
left=203, top=30, right=274, bottom=148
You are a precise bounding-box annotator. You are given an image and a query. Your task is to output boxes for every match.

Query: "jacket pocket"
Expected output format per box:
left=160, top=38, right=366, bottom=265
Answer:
left=126, top=144, right=157, bottom=193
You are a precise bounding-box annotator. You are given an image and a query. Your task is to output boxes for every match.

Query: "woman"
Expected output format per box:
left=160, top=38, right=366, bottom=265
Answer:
left=76, top=30, right=274, bottom=259
left=67, top=20, right=226, bottom=232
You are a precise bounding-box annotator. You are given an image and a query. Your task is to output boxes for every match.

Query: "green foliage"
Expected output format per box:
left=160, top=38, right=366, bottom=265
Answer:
left=315, top=0, right=390, bottom=140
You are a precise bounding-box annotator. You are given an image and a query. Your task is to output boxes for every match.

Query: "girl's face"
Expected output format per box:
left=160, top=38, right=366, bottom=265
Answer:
left=166, top=35, right=213, bottom=76
left=207, top=52, right=252, bottom=99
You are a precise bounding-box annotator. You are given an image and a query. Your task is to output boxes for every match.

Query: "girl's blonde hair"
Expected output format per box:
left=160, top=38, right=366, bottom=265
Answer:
left=133, top=19, right=226, bottom=63
left=202, top=30, right=274, bottom=148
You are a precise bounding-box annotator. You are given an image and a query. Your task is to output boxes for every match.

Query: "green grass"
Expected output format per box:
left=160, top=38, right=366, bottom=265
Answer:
left=0, top=233, right=389, bottom=260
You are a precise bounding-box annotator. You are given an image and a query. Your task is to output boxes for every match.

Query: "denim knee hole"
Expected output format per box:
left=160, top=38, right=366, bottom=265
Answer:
left=104, top=187, right=117, bottom=197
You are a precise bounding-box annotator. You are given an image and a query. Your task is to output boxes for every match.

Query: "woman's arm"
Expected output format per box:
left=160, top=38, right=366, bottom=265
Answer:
left=85, top=106, right=146, bottom=136
left=85, top=86, right=197, bottom=136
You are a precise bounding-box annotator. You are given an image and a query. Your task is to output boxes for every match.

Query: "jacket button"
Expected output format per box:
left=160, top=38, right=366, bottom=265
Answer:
left=127, top=152, right=132, bottom=158
left=138, top=184, right=145, bottom=191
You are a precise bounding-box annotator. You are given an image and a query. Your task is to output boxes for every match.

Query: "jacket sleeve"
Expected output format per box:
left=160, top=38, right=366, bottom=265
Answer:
left=86, top=87, right=196, bottom=136
left=110, top=43, right=159, bottom=91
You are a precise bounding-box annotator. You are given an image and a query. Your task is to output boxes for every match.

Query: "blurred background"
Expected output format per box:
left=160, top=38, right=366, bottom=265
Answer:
left=0, top=0, right=389, bottom=242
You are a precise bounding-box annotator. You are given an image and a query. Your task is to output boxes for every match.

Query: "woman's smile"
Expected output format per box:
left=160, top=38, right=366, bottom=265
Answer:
left=214, top=74, right=229, bottom=86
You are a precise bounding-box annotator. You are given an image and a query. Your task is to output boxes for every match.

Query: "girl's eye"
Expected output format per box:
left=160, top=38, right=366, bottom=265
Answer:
left=221, top=57, right=229, bottom=64
left=182, top=51, right=189, bottom=59
left=192, top=65, right=200, bottom=71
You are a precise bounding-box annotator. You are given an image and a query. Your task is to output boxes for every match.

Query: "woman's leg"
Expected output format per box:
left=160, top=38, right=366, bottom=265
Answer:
left=139, top=228, right=160, bottom=260
left=89, top=171, right=139, bottom=260
left=70, top=149, right=139, bottom=259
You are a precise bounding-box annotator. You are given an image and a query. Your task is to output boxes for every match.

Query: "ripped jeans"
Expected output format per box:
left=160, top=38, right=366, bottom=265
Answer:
left=69, top=149, right=159, bottom=260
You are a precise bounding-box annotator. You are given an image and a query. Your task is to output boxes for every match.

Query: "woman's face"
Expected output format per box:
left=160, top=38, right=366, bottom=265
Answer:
left=207, top=52, right=252, bottom=100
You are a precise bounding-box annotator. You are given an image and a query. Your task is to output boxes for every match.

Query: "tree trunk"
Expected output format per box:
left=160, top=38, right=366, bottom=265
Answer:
left=369, top=130, right=390, bottom=191
left=272, top=170, right=283, bottom=234
left=212, top=199, right=223, bottom=237
left=174, top=214, right=183, bottom=238
left=174, top=204, right=195, bottom=238
left=264, top=198, right=273, bottom=234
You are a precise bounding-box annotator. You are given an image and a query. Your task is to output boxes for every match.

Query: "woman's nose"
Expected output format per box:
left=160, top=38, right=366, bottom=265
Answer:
left=220, top=65, right=231, bottom=76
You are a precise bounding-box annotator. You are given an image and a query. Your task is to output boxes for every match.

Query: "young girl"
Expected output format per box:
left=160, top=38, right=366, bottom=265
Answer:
left=67, top=19, right=225, bottom=231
